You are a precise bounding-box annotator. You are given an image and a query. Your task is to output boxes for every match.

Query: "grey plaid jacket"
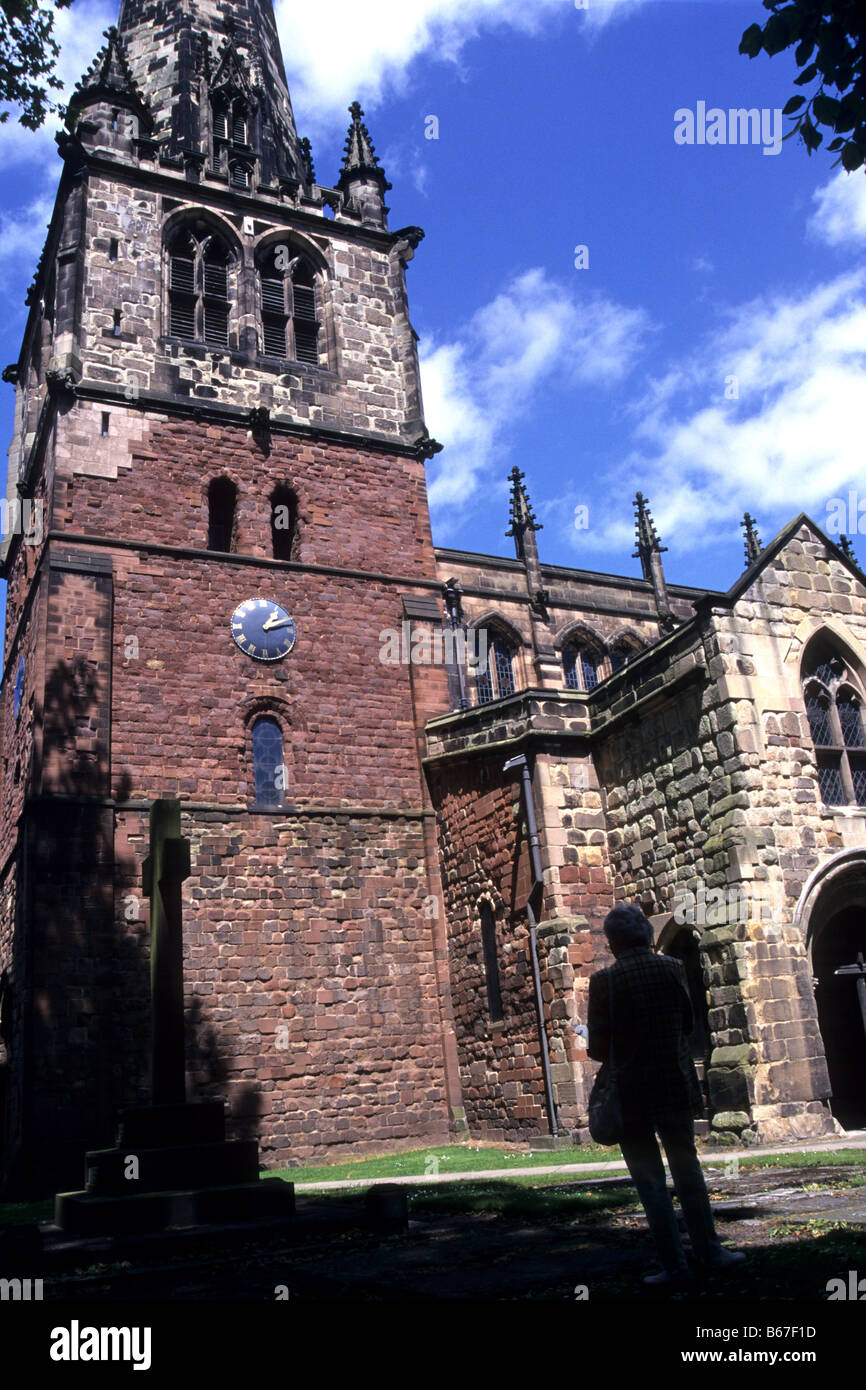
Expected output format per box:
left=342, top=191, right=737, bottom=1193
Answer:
left=587, top=946, right=704, bottom=1123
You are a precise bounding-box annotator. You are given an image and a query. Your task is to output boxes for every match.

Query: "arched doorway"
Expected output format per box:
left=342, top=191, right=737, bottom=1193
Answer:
left=811, top=907, right=866, bottom=1129
left=797, top=849, right=866, bottom=1130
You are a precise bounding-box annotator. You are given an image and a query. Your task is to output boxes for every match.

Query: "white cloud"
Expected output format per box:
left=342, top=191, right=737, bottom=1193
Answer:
left=274, top=0, right=640, bottom=128
left=809, top=171, right=866, bottom=247
left=0, top=195, right=54, bottom=262
left=421, top=268, right=651, bottom=511
left=606, top=271, right=866, bottom=555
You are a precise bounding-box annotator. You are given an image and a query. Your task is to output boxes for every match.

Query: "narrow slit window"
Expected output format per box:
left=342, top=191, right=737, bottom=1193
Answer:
left=479, top=901, right=503, bottom=1022
left=270, top=485, right=297, bottom=561
left=252, top=718, right=285, bottom=808
left=207, top=477, right=237, bottom=552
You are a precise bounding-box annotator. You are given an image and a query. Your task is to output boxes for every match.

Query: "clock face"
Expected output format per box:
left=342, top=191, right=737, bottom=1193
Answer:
left=231, top=598, right=296, bottom=662
left=13, top=658, right=24, bottom=720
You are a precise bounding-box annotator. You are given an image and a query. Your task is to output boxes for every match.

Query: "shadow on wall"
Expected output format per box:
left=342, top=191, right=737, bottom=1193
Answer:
left=3, top=655, right=262, bottom=1196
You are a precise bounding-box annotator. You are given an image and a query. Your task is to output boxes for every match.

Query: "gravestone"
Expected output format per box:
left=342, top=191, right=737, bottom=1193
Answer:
left=55, top=800, right=294, bottom=1237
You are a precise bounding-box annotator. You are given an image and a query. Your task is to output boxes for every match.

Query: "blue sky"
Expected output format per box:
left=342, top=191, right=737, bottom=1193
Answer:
left=1, top=0, right=865, bottom=602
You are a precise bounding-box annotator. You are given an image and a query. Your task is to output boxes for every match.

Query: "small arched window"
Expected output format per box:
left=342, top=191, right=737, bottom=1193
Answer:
left=803, top=641, right=866, bottom=807
left=259, top=246, right=320, bottom=365
left=270, top=484, right=297, bottom=561
left=563, top=640, right=600, bottom=691
left=610, top=637, right=641, bottom=674
left=479, top=901, right=503, bottom=1023
left=207, top=477, right=237, bottom=552
left=476, top=629, right=518, bottom=705
left=252, top=717, right=285, bottom=808
left=168, top=226, right=231, bottom=347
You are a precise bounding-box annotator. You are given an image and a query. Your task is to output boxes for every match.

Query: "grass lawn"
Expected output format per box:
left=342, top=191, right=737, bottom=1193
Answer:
left=269, top=1142, right=620, bottom=1186
left=0, top=1145, right=860, bottom=1227
left=271, top=1142, right=865, bottom=1188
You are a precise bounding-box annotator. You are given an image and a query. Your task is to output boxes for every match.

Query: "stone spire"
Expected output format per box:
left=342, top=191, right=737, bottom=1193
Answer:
left=66, top=26, right=153, bottom=132
left=111, top=0, right=311, bottom=189
left=506, top=466, right=543, bottom=567
left=336, top=102, right=391, bottom=229
left=741, top=512, right=763, bottom=568
left=504, top=468, right=559, bottom=687
left=633, top=492, right=675, bottom=632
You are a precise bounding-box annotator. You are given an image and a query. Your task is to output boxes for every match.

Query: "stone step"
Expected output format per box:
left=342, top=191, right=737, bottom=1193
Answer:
left=84, top=1139, right=259, bottom=1196
left=54, top=1177, right=295, bottom=1238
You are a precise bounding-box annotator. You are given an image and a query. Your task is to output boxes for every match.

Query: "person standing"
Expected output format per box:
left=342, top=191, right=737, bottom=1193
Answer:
left=587, top=903, right=746, bottom=1287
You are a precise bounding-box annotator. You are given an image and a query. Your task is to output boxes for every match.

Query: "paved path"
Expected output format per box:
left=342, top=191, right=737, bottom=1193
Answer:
left=293, top=1131, right=866, bottom=1192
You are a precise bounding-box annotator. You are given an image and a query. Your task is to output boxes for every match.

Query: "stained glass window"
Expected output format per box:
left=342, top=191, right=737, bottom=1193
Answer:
left=803, top=643, right=866, bottom=808
left=563, top=643, right=599, bottom=691
left=476, top=632, right=518, bottom=704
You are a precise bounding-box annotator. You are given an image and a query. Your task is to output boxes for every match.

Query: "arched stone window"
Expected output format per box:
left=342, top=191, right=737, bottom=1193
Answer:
left=476, top=627, right=519, bottom=705
left=610, top=635, right=642, bottom=674
left=207, top=477, right=237, bottom=553
left=270, top=484, right=297, bottom=561
left=803, top=640, right=866, bottom=807
left=168, top=226, right=232, bottom=347
left=479, top=900, right=503, bottom=1022
left=258, top=245, right=320, bottom=365
left=252, top=717, right=285, bottom=808
left=562, top=636, right=601, bottom=691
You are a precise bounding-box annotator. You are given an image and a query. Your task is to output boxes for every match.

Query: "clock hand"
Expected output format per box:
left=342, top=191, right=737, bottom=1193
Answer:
left=262, top=614, right=292, bottom=631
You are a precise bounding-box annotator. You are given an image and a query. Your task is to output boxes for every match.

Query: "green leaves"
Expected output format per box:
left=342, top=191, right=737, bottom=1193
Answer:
left=0, top=0, right=71, bottom=129
left=740, top=23, right=765, bottom=58
left=740, top=1, right=866, bottom=174
left=812, top=92, right=840, bottom=123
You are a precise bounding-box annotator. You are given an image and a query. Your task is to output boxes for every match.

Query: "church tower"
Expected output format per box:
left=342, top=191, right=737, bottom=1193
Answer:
left=0, top=0, right=463, bottom=1192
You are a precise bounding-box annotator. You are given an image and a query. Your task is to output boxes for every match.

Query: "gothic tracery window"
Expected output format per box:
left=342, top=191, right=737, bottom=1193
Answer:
left=476, top=629, right=518, bottom=705
left=168, top=227, right=231, bottom=347
left=610, top=636, right=642, bottom=673
left=803, top=642, right=866, bottom=808
left=562, top=638, right=601, bottom=691
left=258, top=246, right=320, bottom=365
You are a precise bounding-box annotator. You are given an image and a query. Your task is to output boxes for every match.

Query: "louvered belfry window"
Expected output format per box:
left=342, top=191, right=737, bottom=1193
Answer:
left=168, top=228, right=231, bottom=347
left=259, top=248, right=320, bottom=365
left=802, top=641, right=866, bottom=808
left=211, top=94, right=252, bottom=175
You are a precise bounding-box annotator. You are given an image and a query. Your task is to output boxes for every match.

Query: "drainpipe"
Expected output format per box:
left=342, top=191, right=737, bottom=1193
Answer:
left=503, top=753, right=559, bottom=1138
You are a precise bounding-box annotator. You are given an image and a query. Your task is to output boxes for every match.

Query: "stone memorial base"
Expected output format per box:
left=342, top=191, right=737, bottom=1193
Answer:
left=55, top=1101, right=294, bottom=1238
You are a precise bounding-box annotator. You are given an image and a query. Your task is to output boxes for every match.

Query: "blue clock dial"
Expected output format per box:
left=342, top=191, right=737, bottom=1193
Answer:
left=231, top=598, right=296, bottom=662
left=13, top=657, right=24, bottom=720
